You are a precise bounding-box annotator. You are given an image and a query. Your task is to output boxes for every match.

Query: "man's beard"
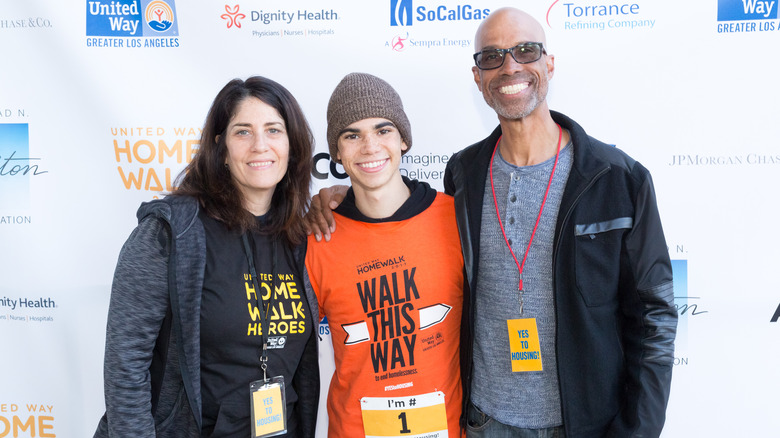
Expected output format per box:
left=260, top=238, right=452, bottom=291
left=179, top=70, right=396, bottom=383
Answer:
left=484, top=77, right=548, bottom=120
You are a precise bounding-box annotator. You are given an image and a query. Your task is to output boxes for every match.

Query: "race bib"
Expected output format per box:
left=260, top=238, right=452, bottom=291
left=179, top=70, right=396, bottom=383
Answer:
left=360, top=391, right=448, bottom=438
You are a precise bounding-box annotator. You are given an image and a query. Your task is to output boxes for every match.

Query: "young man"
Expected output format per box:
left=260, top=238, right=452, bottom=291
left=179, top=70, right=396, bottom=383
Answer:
left=304, top=73, right=464, bottom=437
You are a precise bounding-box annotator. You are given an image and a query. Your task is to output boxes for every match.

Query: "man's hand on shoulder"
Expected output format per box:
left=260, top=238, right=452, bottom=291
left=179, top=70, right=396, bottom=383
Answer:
left=304, top=185, right=348, bottom=241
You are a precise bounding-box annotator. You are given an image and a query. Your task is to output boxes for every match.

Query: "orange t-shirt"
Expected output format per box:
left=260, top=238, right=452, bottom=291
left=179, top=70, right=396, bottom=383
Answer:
left=306, top=193, right=464, bottom=437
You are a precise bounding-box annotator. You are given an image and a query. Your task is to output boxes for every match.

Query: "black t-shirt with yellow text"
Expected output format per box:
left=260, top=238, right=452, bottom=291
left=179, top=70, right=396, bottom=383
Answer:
left=199, top=211, right=312, bottom=437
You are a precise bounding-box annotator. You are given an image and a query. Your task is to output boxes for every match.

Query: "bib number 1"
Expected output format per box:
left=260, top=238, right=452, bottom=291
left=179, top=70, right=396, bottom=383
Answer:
left=360, top=391, right=448, bottom=438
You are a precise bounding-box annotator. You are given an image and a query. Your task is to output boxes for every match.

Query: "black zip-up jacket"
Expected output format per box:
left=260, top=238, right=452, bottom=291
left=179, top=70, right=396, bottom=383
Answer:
left=94, top=195, right=319, bottom=437
left=444, top=111, right=677, bottom=438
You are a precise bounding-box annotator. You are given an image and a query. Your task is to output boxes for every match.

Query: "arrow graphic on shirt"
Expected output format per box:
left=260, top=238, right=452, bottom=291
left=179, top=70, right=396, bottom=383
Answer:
left=342, top=303, right=452, bottom=345
left=418, top=303, right=451, bottom=329
left=342, top=319, right=371, bottom=345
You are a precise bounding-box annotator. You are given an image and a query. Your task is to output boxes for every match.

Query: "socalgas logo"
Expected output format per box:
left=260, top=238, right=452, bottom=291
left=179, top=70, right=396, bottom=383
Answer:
left=717, top=0, right=778, bottom=32
left=390, top=0, right=489, bottom=26
left=546, top=0, right=656, bottom=31
left=86, top=0, right=180, bottom=48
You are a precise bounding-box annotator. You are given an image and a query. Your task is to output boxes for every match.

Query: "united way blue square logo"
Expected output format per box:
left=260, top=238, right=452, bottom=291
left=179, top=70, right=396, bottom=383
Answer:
left=718, top=0, right=778, bottom=21
left=0, top=124, right=32, bottom=209
left=87, top=0, right=179, bottom=36
left=391, top=0, right=414, bottom=26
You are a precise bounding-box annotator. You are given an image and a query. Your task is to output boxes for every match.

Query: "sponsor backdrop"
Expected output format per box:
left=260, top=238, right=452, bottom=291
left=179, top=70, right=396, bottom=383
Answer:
left=1, top=0, right=778, bottom=436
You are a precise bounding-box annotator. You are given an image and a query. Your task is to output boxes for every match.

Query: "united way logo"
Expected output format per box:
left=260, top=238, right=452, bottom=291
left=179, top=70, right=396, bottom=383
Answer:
left=391, top=0, right=413, bottom=26
left=145, top=0, right=175, bottom=32
left=86, top=0, right=179, bottom=36
left=718, top=0, right=778, bottom=20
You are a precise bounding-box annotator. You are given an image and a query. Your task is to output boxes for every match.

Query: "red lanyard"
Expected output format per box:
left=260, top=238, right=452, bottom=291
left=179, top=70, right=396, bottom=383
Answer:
left=489, top=124, right=562, bottom=293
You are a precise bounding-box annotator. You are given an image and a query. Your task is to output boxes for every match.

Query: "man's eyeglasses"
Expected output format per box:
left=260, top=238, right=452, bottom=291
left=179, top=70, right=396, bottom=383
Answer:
left=473, top=42, right=546, bottom=70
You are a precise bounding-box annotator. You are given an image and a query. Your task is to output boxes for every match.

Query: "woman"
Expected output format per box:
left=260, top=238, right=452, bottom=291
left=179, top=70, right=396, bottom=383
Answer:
left=94, top=76, right=318, bottom=437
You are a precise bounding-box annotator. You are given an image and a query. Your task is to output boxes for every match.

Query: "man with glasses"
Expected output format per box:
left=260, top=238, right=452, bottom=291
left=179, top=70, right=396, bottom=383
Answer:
left=306, top=7, right=677, bottom=438
left=445, top=7, right=677, bottom=437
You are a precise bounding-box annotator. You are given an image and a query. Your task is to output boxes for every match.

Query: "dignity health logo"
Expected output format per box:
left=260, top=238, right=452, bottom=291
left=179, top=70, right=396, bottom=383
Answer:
left=86, top=0, right=180, bottom=47
left=221, top=4, right=246, bottom=29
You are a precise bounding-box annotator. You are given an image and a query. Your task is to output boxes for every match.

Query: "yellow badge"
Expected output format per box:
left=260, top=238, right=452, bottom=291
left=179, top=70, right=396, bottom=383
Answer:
left=250, top=377, right=286, bottom=437
left=360, top=391, right=449, bottom=438
left=507, top=318, right=543, bottom=372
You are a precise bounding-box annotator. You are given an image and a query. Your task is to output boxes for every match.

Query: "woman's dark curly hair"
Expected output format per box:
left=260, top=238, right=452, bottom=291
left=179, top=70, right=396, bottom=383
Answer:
left=174, top=76, right=313, bottom=245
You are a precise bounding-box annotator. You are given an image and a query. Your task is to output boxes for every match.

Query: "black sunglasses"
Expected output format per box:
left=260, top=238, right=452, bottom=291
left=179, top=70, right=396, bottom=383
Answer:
left=473, top=42, right=546, bottom=70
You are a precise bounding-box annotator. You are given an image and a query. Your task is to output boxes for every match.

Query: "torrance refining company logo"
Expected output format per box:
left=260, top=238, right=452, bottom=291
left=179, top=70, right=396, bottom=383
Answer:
left=546, top=0, right=656, bottom=31
left=717, top=0, right=777, bottom=32
left=221, top=4, right=246, bottom=29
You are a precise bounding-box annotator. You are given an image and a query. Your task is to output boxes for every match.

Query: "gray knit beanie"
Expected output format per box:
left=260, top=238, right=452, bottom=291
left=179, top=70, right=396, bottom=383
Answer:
left=326, top=72, right=412, bottom=163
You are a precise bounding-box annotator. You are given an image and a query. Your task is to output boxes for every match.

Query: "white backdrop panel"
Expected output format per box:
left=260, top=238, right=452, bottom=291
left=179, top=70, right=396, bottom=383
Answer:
left=1, top=0, right=779, bottom=436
